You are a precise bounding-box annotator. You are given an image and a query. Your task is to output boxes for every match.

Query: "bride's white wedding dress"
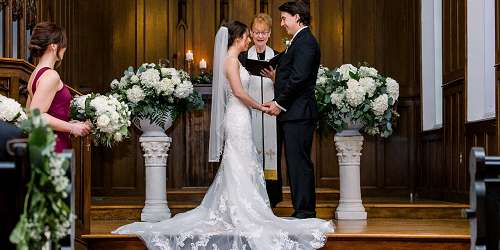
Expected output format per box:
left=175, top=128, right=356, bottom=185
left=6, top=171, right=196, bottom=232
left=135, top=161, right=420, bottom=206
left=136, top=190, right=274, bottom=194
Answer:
left=113, top=63, right=334, bottom=249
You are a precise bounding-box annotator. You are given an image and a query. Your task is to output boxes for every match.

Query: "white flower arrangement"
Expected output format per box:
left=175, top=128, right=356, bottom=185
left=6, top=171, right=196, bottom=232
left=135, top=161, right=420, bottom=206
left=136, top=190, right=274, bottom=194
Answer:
left=71, top=94, right=131, bottom=146
left=10, top=110, right=72, bottom=249
left=315, top=64, right=400, bottom=137
left=0, top=94, right=27, bottom=124
left=110, top=63, right=204, bottom=127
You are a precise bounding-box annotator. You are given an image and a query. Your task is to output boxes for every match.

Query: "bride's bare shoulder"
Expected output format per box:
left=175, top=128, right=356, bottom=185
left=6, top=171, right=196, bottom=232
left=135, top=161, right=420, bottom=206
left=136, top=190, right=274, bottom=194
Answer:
left=224, top=56, right=239, bottom=72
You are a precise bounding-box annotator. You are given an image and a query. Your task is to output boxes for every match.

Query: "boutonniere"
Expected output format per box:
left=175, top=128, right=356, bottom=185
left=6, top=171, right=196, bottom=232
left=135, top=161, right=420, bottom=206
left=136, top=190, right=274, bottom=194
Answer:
left=282, top=38, right=291, bottom=48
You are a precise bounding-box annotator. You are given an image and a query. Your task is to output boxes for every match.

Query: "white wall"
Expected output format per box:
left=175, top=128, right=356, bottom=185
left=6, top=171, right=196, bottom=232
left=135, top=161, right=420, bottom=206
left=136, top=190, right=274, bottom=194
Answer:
left=467, top=0, right=496, bottom=121
left=421, top=0, right=443, bottom=130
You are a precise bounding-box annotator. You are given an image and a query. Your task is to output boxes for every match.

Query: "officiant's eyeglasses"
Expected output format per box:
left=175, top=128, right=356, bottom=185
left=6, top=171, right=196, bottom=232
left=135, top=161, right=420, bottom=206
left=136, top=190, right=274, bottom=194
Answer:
left=251, top=31, right=270, bottom=37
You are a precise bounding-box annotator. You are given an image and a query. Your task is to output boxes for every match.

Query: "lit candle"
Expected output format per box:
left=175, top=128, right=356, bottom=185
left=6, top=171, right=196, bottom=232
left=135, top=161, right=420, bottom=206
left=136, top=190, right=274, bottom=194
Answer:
left=186, top=50, right=194, bottom=61
left=199, top=59, right=207, bottom=69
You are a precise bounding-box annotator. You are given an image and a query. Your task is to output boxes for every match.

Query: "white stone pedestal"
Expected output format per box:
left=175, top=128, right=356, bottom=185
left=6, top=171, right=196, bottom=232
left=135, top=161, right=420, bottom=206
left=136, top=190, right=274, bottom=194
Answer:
left=139, top=135, right=172, bottom=222
left=334, top=134, right=367, bottom=220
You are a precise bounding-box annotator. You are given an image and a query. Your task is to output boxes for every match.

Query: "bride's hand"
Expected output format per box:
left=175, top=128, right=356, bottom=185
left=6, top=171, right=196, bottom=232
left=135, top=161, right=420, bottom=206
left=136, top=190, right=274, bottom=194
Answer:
left=258, top=104, right=271, bottom=113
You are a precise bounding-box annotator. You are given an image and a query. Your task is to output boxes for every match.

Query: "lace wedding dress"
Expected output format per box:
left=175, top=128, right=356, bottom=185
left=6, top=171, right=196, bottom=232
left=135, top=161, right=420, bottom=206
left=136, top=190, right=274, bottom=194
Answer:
left=113, top=64, right=334, bottom=249
left=114, top=26, right=334, bottom=249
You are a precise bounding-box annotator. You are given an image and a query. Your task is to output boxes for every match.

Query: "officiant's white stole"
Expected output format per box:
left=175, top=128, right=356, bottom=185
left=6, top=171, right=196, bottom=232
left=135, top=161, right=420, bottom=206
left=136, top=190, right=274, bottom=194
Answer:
left=247, top=45, right=278, bottom=180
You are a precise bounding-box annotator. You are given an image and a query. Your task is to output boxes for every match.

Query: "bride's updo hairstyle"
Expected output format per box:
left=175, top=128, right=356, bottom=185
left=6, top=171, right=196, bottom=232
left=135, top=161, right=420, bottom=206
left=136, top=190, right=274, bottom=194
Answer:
left=224, top=21, right=249, bottom=47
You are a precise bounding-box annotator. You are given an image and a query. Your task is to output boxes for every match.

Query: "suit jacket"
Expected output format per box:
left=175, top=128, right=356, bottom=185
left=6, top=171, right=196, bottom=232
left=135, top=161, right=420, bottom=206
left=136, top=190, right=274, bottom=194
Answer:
left=274, top=27, right=320, bottom=122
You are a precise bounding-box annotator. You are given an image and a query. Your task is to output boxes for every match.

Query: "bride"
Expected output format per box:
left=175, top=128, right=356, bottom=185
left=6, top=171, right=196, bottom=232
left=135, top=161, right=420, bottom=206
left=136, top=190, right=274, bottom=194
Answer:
left=113, top=21, right=334, bottom=250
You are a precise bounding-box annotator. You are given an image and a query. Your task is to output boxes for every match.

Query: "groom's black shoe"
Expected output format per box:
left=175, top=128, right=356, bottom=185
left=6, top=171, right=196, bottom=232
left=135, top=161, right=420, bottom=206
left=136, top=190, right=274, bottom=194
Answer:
left=291, top=211, right=316, bottom=219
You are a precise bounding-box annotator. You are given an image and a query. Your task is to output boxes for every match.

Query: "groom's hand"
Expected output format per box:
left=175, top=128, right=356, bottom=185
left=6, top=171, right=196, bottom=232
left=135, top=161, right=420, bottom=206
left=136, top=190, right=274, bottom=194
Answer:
left=263, top=101, right=281, bottom=116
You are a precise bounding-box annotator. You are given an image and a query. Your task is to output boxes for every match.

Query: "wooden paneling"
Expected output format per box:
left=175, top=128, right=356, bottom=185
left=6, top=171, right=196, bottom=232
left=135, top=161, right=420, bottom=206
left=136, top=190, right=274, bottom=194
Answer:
left=436, top=0, right=467, bottom=202
left=443, top=82, right=466, bottom=201
left=36, top=0, right=79, bottom=91
left=442, top=0, right=466, bottom=84
left=465, top=119, right=497, bottom=170
left=417, top=129, right=444, bottom=200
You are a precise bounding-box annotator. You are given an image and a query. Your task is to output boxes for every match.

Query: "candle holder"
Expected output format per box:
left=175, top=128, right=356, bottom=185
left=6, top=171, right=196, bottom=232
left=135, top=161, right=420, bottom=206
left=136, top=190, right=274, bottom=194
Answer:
left=186, top=60, right=193, bottom=75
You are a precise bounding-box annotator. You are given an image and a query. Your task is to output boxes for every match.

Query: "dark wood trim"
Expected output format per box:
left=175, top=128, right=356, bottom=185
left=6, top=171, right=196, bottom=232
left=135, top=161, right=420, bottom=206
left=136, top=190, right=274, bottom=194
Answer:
left=3, top=0, right=13, bottom=57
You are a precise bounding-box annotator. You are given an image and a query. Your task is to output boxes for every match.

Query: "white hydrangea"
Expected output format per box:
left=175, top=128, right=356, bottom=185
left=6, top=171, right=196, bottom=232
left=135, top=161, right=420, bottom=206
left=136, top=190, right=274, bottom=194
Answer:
left=49, top=156, right=65, bottom=177
left=371, top=94, right=389, bottom=116
left=178, top=69, right=190, bottom=80
left=385, top=77, right=399, bottom=104
left=90, top=95, right=111, bottom=115
left=171, top=76, right=182, bottom=86
left=338, top=64, right=357, bottom=80
left=118, top=76, right=128, bottom=89
left=330, top=92, right=344, bottom=107
left=159, top=78, right=176, bottom=96
left=174, top=80, right=194, bottom=98
left=365, top=127, right=380, bottom=135
left=358, top=66, right=378, bottom=77
left=345, top=79, right=365, bottom=107
left=73, top=94, right=90, bottom=114
left=110, top=79, right=120, bottom=89
left=161, top=67, right=178, bottom=78
left=359, top=77, right=376, bottom=97
left=0, top=95, right=26, bottom=122
left=140, top=68, right=161, bottom=89
left=97, top=114, right=111, bottom=128
left=126, top=85, right=145, bottom=103
left=54, top=218, right=71, bottom=239
left=316, top=76, right=328, bottom=86
left=110, top=110, right=120, bottom=122
left=49, top=155, right=70, bottom=196
left=130, top=75, right=140, bottom=84
left=318, top=65, right=329, bottom=76
left=114, top=132, right=123, bottom=142
left=52, top=176, right=69, bottom=196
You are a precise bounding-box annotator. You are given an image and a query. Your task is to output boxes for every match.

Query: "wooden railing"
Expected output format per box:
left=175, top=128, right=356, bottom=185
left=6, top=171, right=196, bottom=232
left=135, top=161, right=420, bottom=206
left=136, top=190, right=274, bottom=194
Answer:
left=0, top=58, right=92, bottom=245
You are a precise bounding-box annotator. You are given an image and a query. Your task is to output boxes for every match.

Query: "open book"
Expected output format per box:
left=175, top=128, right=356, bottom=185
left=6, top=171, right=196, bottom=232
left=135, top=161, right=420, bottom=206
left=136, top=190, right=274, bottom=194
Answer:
left=244, top=53, right=282, bottom=76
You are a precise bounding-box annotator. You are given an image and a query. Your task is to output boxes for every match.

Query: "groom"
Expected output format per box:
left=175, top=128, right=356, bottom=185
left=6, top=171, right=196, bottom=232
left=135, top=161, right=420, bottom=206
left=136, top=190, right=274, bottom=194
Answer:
left=264, top=1, right=320, bottom=219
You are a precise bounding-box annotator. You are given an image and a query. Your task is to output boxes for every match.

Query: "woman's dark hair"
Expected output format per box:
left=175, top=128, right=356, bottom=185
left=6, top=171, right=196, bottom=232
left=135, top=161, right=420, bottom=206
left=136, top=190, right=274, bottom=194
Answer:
left=278, top=1, right=311, bottom=26
left=29, top=22, right=67, bottom=58
left=224, top=21, right=249, bottom=47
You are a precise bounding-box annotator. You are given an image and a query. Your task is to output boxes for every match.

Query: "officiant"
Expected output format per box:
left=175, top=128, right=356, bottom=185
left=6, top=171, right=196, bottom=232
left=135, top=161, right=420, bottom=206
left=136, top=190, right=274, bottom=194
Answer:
left=239, top=13, right=282, bottom=207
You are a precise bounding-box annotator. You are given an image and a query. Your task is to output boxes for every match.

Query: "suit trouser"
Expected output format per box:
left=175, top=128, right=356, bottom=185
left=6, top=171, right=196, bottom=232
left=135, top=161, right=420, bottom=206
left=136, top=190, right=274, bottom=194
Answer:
left=278, top=119, right=316, bottom=217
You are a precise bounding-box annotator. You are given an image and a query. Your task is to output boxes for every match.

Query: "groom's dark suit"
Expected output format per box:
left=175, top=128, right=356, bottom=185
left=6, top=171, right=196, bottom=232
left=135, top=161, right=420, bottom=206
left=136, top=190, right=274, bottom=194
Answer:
left=274, top=27, right=320, bottom=218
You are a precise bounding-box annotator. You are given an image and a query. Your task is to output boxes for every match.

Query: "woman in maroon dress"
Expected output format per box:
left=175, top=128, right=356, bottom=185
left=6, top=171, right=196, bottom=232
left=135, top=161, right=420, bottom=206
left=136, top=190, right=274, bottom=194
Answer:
left=26, top=22, right=91, bottom=152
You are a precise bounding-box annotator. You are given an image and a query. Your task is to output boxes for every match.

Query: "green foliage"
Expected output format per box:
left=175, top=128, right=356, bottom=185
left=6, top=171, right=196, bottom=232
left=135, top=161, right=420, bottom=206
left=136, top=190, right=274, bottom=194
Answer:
left=10, top=109, right=71, bottom=250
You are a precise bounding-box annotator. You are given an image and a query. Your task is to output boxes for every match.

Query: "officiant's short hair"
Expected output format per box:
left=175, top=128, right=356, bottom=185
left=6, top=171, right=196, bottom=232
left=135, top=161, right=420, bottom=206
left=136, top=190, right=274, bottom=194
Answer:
left=251, top=13, right=272, bottom=31
left=279, top=1, right=311, bottom=26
